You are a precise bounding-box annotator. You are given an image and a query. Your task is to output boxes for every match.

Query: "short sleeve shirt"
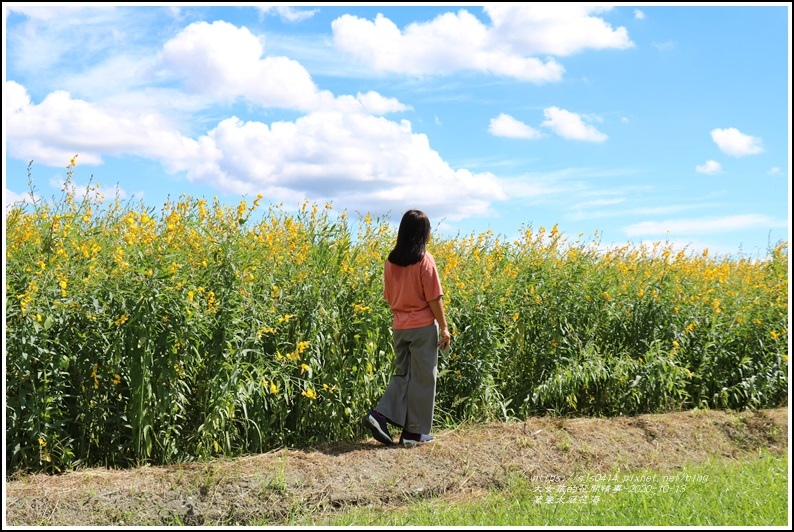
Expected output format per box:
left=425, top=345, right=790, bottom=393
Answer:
left=383, top=252, right=444, bottom=330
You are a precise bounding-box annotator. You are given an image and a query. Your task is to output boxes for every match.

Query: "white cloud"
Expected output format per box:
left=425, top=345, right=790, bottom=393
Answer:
left=157, top=21, right=320, bottom=108
left=541, top=106, right=608, bottom=142
left=153, top=21, right=409, bottom=115
left=332, top=6, right=633, bottom=82
left=768, top=167, right=781, bottom=175
left=356, top=91, right=412, bottom=115
left=182, top=112, right=507, bottom=222
left=488, top=114, right=544, bottom=139
left=634, top=9, right=646, bottom=20
left=258, top=5, right=318, bottom=23
left=5, top=80, right=505, bottom=224
left=624, top=214, right=786, bottom=237
left=483, top=5, right=634, bottom=56
left=695, top=160, right=722, bottom=175
left=711, top=127, right=764, bottom=157
left=5, top=81, right=200, bottom=167
left=4, top=188, right=36, bottom=210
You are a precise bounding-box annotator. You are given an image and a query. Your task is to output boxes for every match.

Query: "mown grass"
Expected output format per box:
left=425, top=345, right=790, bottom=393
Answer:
left=290, top=451, right=789, bottom=527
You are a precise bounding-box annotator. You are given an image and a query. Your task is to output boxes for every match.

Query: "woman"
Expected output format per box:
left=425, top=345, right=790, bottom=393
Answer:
left=362, top=209, right=451, bottom=446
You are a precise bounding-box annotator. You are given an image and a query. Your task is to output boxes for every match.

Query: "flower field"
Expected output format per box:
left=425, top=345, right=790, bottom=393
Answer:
left=5, top=160, right=788, bottom=474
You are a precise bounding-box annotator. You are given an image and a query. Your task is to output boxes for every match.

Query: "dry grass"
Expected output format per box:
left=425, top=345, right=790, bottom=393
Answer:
left=5, top=407, right=788, bottom=526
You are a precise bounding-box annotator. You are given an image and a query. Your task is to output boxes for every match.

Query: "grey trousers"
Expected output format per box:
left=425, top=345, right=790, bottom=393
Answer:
left=376, top=322, right=439, bottom=435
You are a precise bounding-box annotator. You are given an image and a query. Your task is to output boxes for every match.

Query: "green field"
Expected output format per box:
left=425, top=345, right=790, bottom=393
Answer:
left=5, top=160, right=789, bottom=474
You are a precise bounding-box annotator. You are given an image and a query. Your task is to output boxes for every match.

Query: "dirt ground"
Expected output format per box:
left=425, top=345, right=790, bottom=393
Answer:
left=4, top=406, right=789, bottom=526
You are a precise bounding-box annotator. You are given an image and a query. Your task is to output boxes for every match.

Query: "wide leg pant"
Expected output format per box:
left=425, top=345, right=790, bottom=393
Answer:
left=376, top=322, right=438, bottom=435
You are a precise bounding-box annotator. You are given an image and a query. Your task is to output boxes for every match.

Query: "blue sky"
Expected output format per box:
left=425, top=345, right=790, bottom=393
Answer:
left=3, top=3, right=791, bottom=259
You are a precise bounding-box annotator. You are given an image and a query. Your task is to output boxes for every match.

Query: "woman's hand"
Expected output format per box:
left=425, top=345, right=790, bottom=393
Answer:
left=428, top=296, right=450, bottom=351
left=438, top=327, right=451, bottom=351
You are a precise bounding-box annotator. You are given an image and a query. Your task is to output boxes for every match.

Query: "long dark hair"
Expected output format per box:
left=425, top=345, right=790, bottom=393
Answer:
left=387, top=209, right=431, bottom=266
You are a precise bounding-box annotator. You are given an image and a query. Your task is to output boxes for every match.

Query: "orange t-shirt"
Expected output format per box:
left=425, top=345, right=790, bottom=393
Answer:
left=383, top=252, right=444, bottom=330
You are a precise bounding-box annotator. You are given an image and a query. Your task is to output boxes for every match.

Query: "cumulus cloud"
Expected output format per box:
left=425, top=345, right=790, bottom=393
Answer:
left=332, top=6, right=633, bottom=82
left=695, top=160, right=722, bottom=175
left=182, top=111, right=506, bottom=221
left=5, top=81, right=200, bottom=167
left=153, top=21, right=410, bottom=115
left=483, top=5, right=634, bottom=56
left=488, top=114, right=544, bottom=139
left=5, top=15, right=508, bottom=225
left=6, top=80, right=504, bottom=223
left=332, top=11, right=563, bottom=83
left=157, top=21, right=321, bottom=108
left=356, top=91, right=412, bottom=115
left=711, top=127, right=764, bottom=157
left=634, top=9, right=646, bottom=20
left=541, top=106, right=608, bottom=142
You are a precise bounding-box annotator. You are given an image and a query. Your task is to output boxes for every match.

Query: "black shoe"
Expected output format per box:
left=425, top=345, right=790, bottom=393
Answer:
left=399, top=432, right=434, bottom=447
left=362, top=410, right=393, bottom=446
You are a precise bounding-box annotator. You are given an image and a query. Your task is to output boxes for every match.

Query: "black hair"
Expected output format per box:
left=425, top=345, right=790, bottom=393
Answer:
left=387, top=209, right=431, bottom=266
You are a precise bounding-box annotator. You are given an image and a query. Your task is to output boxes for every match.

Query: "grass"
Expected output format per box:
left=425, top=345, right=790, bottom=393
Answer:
left=288, top=451, right=789, bottom=527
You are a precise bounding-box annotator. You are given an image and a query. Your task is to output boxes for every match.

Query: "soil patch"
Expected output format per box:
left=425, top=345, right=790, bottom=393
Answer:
left=5, top=407, right=788, bottom=526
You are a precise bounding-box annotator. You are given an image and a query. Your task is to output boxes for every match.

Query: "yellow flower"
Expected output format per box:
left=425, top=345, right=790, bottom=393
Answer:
left=302, top=388, right=317, bottom=400
left=300, top=363, right=310, bottom=374
left=38, top=437, right=47, bottom=447
left=352, top=302, right=371, bottom=313
left=270, top=381, right=279, bottom=394
left=112, top=374, right=122, bottom=385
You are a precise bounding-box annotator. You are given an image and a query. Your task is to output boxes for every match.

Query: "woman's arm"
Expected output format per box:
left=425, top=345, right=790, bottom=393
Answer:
left=428, top=296, right=451, bottom=351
